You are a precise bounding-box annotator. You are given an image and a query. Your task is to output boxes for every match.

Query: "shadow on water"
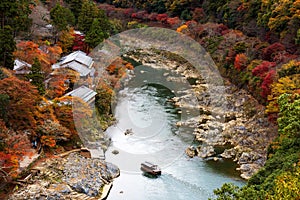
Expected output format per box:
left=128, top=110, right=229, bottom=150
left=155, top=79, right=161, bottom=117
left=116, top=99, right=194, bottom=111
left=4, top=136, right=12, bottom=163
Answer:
left=204, top=158, right=244, bottom=181
left=142, top=172, right=161, bottom=179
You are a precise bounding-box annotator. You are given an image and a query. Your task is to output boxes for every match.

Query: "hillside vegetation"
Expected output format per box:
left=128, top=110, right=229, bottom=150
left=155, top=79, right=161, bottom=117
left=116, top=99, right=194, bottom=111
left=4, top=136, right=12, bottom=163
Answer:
left=0, top=0, right=299, bottom=199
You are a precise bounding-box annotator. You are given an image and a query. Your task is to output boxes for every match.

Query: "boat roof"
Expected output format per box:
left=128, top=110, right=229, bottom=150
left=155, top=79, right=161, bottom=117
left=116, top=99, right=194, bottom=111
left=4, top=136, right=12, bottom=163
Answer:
left=142, top=161, right=158, bottom=168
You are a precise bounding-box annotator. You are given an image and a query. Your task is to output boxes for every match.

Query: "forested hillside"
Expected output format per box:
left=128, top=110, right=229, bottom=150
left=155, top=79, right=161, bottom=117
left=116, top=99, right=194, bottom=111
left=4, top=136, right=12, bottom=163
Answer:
left=0, top=0, right=299, bottom=199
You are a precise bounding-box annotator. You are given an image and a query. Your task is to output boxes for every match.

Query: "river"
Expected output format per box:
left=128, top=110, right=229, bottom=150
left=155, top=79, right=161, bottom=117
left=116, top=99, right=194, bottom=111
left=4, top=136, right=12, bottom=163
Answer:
left=105, top=65, right=245, bottom=200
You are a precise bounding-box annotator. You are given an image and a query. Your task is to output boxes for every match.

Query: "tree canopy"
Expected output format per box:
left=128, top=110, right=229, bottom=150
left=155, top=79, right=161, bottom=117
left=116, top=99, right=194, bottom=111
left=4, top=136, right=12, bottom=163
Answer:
left=50, top=4, right=75, bottom=31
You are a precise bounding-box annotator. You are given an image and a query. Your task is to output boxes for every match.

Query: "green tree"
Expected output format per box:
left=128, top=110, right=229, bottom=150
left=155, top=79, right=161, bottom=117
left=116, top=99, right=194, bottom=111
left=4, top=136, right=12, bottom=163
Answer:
left=0, top=26, right=15, bottom=69
left=277, top=93, right=300, bottom=138
left=78, top=0, right=111, bottom=34
left=85, top=18, right=108, bottom=48
left=78, top=0, right=99, bottom=33
left=50, top=4, right=75, bottom=31
left=65, top=0, right=83, bottom=23
left=0, top=0, right=32, bottom=32
left=213, top=93, right=300, bottom=199
left=27, top=58, right=45, bottom=95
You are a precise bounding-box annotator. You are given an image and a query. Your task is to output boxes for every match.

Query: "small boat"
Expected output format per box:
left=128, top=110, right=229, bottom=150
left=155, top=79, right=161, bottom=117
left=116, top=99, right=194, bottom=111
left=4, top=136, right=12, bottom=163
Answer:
left=141, top=161, right=161, bottom=175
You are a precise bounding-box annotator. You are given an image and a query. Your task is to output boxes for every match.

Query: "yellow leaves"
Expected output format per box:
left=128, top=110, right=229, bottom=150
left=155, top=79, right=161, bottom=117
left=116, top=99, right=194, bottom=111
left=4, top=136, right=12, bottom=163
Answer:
left=268, top=16, right=290, bottom=31
left=58, top=28, right=75, bottom=53
left=279, top=60, right=300, bottom=77
left=273, top=168, right=300, bottom=199
left=176, top=24, right=188, bottom=33
left=261, top=0, right=270, bottom=5
left=266, top=74, right=300, bottom=114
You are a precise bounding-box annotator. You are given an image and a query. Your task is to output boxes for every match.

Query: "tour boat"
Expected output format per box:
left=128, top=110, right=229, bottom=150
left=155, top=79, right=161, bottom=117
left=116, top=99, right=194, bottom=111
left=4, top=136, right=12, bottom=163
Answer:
left=141, top=161, right=161, bottom=175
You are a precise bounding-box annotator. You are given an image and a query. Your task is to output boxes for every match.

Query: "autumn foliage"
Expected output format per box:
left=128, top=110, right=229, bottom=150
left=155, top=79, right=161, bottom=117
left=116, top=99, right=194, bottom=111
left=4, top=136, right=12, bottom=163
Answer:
left=252, top=61, right=276, bottom=78
left=37, top=120, right=71, bottom=148
left=262, top=43, right=285, bottom=61
left=45, top=74, right=69, bottom=99
left=234, top=53, right=248, bottom=71
left=0, top=76, right=40, bottom=131
left=0, top=120, right=33, bottom=180
left=261, top=70, right=276, bottom=98
left=14, top=41, right=50, bottom=73
left=14, top=41, right=62, bottom=76
left=72, top=32, right=87, bottom=52
left=106, top=58, right=134, bottom=87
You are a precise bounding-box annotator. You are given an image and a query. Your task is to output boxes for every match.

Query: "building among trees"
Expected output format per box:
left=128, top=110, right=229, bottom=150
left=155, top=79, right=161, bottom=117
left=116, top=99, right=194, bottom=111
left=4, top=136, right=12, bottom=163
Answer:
left=52, top=50, right=95, bottom=78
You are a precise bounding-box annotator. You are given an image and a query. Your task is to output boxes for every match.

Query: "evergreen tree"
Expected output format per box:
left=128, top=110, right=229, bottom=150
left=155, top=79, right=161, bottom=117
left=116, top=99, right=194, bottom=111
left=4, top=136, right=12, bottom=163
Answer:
left=27, top=58, right=45, bottom=95
left=0, top=0, right=32, bottom=32
left=0, top=26, right=15, bottom=69
left=78, top=1, right=110, bottom=31
left=78, top=0, right=99, bottom=33
left=85, top=18, right=108, bottom=48
left=50, top=4, right=75, bottom=31
left=65, top=0, right=83, bottom=23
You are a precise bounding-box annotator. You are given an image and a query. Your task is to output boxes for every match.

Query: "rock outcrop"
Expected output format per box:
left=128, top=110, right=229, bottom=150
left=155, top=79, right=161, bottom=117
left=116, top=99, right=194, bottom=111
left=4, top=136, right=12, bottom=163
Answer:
left=9, top=153, right=119, bottom=200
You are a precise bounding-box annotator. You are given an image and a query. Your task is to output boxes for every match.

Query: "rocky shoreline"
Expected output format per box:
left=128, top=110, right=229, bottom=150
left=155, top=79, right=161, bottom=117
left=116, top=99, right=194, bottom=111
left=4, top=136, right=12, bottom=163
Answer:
left=124, top=49, right=277, bottom=180
left=9, top=152, right=119, bottom=200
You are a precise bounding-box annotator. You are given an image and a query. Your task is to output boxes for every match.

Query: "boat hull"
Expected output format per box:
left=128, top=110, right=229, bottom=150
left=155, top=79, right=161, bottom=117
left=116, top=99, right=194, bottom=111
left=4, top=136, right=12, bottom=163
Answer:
left=140, top=164, right=161, bottom=175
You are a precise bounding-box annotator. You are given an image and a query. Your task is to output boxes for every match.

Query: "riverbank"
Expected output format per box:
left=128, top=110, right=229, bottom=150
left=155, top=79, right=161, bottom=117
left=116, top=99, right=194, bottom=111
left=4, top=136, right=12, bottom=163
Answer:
left=8, top=152, right=119, bottom=200
left=124, top=49, right=277, bottom=180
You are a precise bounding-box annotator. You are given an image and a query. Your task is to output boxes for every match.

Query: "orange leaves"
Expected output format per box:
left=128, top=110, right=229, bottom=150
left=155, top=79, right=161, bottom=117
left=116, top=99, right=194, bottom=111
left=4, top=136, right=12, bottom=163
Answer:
left=234, top=53, right=248, bottom=71
left=105, top=58, right=134, bottom=87
left=48, top=46, right=63, bottom=65
left=0, top=152, right=19, bottom=178
left=14, top=41, right=63, bottom=76
left=107, top=64, right=117, bottom=74
left=52, top=96, right=92, bottom=135
left=0, top=76, right=40, bottom=131
left=14, top=41, right=52, bottom=75
left=46, top=75, right=69, bottom=99
left=14, top=41, right=49, bottom=65
left=125, top=62, right=134, bottom=70
left=38, top=120, right=71, bottom=148
left=41, top=135, right=56, bottom=148
left=176, top=24, right=188, bottom=33
left=0, top=129, right=32, bottom=179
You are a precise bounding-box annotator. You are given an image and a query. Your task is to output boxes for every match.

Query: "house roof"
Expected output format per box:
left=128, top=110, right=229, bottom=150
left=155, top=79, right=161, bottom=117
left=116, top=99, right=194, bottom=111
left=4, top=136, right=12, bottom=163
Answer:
left=52, top=51, right=94, bottom=77
left=14, top=59, right=32, bottom=71
left=66, top=61, right=91, bottom=77
left=64, top=85, right=97, bottom=104
left=61, top=51, right=93, bottom=68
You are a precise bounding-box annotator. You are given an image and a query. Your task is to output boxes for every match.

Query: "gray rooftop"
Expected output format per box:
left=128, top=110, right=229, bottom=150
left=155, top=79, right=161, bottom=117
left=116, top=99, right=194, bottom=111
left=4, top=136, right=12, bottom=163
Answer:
left=64, top=85, right=97, bottom=104
left=52, top=51, right=94, bottom=77
left=66, top=61, right=91, bottom=77
left=61, top=51, right=93, bottom=68
left=14, top=59, right=31, bottom=71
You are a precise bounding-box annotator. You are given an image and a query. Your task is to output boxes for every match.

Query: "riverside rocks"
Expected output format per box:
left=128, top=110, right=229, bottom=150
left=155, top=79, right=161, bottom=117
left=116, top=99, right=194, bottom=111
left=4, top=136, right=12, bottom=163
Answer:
left=9, top=153, right=120, bottom=200
left=125, top=49, right=277, bottom=180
